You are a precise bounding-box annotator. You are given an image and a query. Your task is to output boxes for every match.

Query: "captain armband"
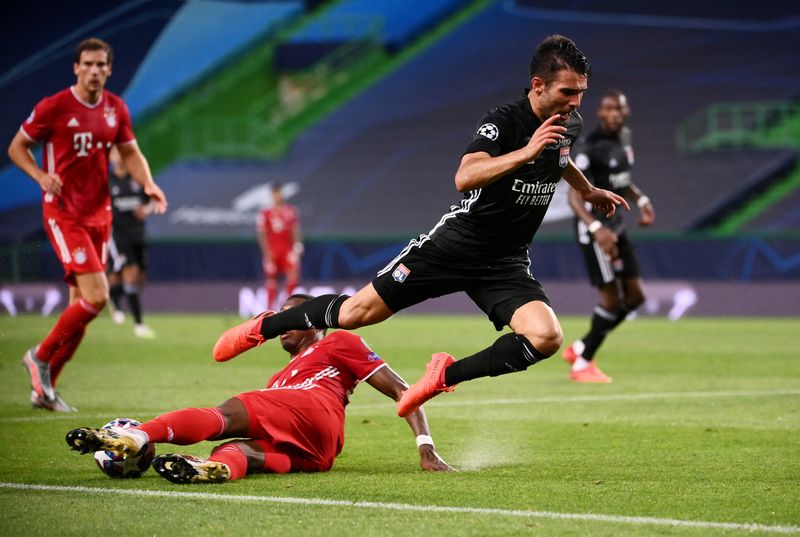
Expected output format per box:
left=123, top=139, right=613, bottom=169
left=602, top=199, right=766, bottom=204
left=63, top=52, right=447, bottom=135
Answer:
left=637, top=196, right=651, bottom=209
left=587, top=220, right=603, bottom=234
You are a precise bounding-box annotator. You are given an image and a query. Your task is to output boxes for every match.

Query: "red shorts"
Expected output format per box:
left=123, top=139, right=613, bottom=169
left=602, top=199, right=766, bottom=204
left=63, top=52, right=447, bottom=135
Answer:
left=263, top=246, right=299, bottom=277
left=44, top=217, right=110, bottom=284
left=235, top=388, right=344, bottom=472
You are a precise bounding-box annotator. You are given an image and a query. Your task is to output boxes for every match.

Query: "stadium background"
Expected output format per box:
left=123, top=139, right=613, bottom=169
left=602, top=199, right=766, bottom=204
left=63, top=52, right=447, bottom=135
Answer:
left=1, top=0, right=799, bottom=318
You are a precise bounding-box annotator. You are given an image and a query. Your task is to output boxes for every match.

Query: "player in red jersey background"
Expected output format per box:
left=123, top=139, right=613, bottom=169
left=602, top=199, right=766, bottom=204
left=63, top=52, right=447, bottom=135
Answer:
left=66, top=294, right=452, bottom=484
left=257, top=183, right=303, bottom=310
left=7, top=38, right=167, bottom=412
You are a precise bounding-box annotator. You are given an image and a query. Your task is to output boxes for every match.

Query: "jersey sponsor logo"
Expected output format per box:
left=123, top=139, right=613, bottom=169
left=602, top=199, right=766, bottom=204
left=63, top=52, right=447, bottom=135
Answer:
left=72, top=247, right=88, bottom=265
left=477, top=123, right=499, bottom=141
left=559, top=146, right=570, bottom=167
left=104, top=106, right=117, bottom=128
left=392, top=263, right=410, bottom=283
left=546, top=137, right=573, bottom=151
left=73, top=132, right=92, bottom=156
left=512, top=179, right=557, bottom=206
left=67, top=117, right=80, bottom=127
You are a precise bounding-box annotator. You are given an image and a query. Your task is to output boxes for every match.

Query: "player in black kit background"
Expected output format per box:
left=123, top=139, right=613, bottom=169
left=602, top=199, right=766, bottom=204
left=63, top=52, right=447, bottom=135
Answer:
left=107, top=146, right=157, bottom=339
left=563, top=90, right=655, bottom=383
left=212, top=35, right=630, bottom=417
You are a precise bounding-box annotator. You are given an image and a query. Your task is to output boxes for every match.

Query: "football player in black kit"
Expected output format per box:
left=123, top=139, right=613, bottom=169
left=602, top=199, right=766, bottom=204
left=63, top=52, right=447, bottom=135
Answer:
left=107, top=146, right=157, bottom=338
left=213, top=35, right=629, bottom=416
left=563, top=90, right=655, bottom=382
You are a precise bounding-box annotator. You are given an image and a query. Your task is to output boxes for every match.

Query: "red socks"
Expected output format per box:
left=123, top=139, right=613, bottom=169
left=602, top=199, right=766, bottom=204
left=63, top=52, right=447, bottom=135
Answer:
left=136, top=408, right=226, bottom=445
left=38, top=299, right=99, bottom=363
left=210, top=444, right=248, bottom=481
left=49, top=327, right=86, bottom=386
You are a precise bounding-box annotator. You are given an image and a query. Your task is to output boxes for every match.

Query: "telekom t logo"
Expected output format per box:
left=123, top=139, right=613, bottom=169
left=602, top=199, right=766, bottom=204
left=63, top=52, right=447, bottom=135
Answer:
left=73, top=132, right=92, bottom=156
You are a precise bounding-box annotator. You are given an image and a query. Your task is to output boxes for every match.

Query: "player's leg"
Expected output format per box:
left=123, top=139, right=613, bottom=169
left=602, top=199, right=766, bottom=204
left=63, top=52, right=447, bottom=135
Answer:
left=24, top=222, right=98, bottom=404
left=107, top=236, right=126, bottom=323
left=122, top=261, right=154, bottom=338
left=264, top=258, right=278, bottom=310
left=212, top=283, right=393, bottom=362
left=567, top=283, right=618, bottom=382
left=26, top=271, right=106, bottom=409
left=66, top=396, right=250, bottom=460
left=264, top=282, right=393, bottom=335
left=152, top=439, right=292, bottom=484
left=568, top=234, right=642, bottom=382
left=147, top=398, right=256, bottom=484
left=397, top=270, right=557, bottom=417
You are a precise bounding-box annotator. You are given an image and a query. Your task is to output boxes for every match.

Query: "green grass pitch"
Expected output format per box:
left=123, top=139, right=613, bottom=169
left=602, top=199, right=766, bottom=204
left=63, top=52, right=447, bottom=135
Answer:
left=1, top=312, right=798, bottom=536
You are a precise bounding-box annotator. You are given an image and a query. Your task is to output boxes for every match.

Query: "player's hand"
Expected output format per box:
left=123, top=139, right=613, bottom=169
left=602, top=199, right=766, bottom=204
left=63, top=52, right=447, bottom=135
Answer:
left=638, top=201, right=655, bottom=227
left=594, top=226, right=619, bottom=259
left=526, top=115, right=568, bottom=161
left=36, top=172, right=62, bottom=195
left=144, top=183, right=168, bottom=214
left=582, top=187, right=629, bottom=218
left=419, top=445, right=455, bottom=472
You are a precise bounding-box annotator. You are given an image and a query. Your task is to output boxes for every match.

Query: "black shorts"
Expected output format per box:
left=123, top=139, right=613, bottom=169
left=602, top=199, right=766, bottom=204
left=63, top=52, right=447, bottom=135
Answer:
left=371, top=238, right=550, bottom=331
left=109, top=235, right=148, bottom=273
left=578, top=229, right=641, bottom=287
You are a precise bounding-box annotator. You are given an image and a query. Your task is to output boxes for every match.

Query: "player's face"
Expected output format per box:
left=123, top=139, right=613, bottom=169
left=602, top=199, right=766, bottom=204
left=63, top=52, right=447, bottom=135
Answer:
left=597, top=95, right=626, bottom=133
left=278, top=298, right=323, bottom=356
left=532, top=68, right=588, bottom=125
left=73, top=50, right=111, bottom=97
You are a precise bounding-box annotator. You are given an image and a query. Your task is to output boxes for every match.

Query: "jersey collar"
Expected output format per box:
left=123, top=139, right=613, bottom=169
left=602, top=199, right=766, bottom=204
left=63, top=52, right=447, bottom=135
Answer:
left=69, top=86, right=104, bottom=109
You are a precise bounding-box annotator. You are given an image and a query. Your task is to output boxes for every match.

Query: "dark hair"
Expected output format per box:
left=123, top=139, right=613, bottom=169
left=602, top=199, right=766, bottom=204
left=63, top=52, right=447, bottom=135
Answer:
left=74, top=38, right=113, bottom=65
left=529, top=35, right=590, bottom=82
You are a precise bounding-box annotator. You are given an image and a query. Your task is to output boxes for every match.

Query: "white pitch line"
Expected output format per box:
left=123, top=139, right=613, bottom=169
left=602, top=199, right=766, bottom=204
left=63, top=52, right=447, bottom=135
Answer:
left=347, top=388, right=800, bottom=411
left=1, top=482, right=798, bottom=534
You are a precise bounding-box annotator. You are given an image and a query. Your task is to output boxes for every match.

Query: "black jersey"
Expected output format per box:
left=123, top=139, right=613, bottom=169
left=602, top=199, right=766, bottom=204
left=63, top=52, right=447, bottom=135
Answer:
left=109, top=173, right=149, bottom=242
left=426, top=93, right=582, bottom=262
left=573, top=126, right=633, bottom=232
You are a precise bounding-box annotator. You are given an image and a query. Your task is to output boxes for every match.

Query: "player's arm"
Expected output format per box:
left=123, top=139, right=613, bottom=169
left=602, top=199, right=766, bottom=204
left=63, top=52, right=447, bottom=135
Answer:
left=116, top=142, right=167, bottom=214
left=563, top=158, right=629, bottom=217
left=366, top=365, right=453, bottom=472
left=7, top=131, right=62, bottom=195
left=455, top=115, right=567, bottom=192
left=568, top=186, right=619, bottom=259
left=256, top=216, right=270, bottom=260
left=623, top=184, right=655, bottom=226
left=292, top=214, right=304, bottom=258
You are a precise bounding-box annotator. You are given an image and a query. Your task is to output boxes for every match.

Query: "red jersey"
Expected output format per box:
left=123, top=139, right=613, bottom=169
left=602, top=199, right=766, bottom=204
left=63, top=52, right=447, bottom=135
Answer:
left=264, top=331, right=386, bottom=408
left=20, top=86, right=135, bottom=226
left=257, top=204, right=298, bottom=250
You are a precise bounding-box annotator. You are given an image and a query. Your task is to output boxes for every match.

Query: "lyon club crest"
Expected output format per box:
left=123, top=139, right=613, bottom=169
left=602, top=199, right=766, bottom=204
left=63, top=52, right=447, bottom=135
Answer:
left=104, top=106, right=117, bottom=128
left=392, top=263, right=410, bottom=283
left=559, top=146, right=570, bottom=168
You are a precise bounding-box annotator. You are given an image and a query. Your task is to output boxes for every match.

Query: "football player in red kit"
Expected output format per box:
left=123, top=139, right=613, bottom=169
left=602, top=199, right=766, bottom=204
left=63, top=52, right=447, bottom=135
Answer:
left=66, top=294, right=452, bottom=483
left=7, top=38, right=167, bottom=412
left=257, top=184, right=302, bottom=310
